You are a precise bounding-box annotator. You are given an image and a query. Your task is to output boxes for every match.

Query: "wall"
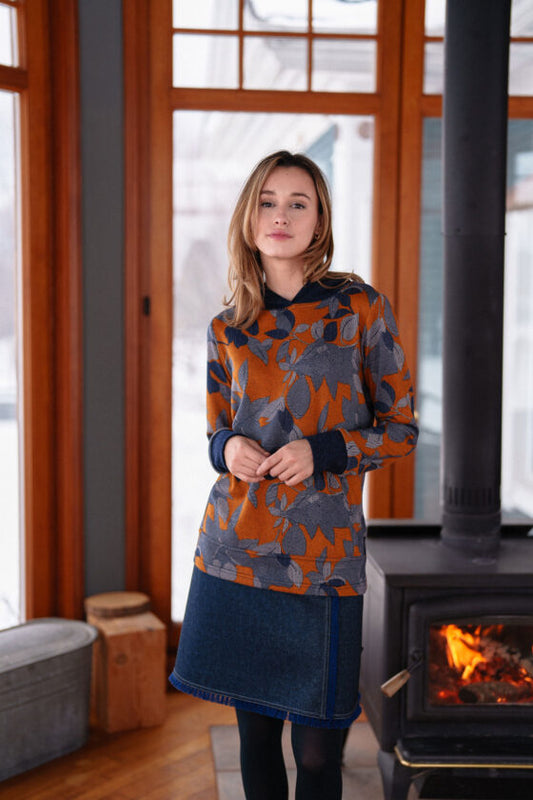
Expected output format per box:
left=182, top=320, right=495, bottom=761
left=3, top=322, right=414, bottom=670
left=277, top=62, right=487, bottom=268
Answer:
left=78, top=0, right=125, bottom=594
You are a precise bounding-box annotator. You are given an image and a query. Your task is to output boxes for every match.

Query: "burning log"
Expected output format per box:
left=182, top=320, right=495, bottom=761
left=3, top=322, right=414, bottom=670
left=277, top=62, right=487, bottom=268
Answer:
left=520, top=657, right=533, bottom=678
left=479, top=635, right=527, bottom=668
left=469, top=636, right=533, bottom=688
left=458, top=681, right=532, bottom=704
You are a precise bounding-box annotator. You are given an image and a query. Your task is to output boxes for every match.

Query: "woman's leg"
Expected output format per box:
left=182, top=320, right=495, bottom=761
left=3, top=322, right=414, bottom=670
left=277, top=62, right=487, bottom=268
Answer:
left=236, top=709, right=288, bottom=800
left=291, top=723, right=345, bottom=800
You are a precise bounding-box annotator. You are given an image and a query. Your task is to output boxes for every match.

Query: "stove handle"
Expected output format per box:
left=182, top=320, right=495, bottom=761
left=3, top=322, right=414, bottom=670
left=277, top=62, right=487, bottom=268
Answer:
left=380, top=650, right=423, bottom=698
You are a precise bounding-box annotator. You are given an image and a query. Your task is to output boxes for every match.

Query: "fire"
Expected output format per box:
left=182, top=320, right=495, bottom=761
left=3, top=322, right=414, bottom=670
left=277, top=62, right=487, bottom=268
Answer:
left=444, top=624, right=487, bottom=680
left=428, top=622, right=533, bottom=705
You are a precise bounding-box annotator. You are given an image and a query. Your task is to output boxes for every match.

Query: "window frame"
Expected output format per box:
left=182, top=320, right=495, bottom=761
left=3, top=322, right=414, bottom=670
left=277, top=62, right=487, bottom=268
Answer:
left=398, top=0, right=533, bottom=520
left=0, top=0, right=84, bottom=622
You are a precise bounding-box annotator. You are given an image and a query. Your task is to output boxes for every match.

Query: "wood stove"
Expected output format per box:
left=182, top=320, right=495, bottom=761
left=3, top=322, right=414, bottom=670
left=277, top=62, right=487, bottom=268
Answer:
left=359, top=4, right=533, bottom=797
left=361, top=524, right=533, bottom=800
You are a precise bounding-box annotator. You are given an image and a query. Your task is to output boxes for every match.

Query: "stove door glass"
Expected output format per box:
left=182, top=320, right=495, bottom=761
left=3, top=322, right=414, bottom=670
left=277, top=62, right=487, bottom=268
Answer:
left=428, top=617, right=533, bottom=706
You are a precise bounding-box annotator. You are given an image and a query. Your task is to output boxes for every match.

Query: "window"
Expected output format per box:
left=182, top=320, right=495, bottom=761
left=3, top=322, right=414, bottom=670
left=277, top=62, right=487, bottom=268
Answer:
left=414, top=1, right=533, bottom=523
left=172, top=0, right=378, bottom=92
left=423, top=0, right=533, bottom=95
left=0, top=0, right=83, bottom=627
left=0, top=86, right=20, bottom=628
left=0, top=0, right=17, bottom=67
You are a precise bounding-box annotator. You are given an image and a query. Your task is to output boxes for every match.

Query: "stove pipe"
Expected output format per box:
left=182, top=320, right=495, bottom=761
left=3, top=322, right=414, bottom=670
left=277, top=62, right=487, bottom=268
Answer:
left=441, top=0, right=511, bottom=557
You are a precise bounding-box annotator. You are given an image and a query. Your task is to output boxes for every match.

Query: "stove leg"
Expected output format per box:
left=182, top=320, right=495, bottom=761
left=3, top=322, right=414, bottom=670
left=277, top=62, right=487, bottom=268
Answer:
left=377, top=750, right=413, bottom=800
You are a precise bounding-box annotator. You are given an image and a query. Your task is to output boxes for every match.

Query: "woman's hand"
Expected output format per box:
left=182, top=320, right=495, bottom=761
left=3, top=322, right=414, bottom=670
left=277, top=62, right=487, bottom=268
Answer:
left=224, top=435, right=270, bottom=483
left=256, top=440, right=314, bottom=487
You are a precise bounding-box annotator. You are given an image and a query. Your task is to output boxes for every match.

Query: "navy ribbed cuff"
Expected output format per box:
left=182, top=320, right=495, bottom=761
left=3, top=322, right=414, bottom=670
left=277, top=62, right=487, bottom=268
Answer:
left=306, top=430, right=347, bottom=475
left=208, top=429, right=238, bottom=473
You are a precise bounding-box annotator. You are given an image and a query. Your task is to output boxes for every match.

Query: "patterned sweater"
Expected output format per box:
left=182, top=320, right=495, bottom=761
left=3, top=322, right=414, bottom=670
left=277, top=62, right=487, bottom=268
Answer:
left=194, top=278, right=418, bottom=596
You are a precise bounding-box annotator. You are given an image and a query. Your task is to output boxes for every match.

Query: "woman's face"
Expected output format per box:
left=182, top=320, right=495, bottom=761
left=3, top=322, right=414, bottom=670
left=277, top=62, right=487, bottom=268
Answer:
left=252, top=166, right=321, bottom=271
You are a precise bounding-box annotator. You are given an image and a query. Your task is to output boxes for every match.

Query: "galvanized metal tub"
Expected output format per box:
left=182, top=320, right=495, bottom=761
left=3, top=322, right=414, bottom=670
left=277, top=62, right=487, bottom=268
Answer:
left=0, top=617, right=97, bottom=781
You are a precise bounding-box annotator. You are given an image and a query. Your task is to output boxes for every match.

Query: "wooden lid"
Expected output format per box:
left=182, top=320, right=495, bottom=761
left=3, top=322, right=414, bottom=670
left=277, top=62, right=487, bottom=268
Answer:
left=84, top=591, right=151, bottom=618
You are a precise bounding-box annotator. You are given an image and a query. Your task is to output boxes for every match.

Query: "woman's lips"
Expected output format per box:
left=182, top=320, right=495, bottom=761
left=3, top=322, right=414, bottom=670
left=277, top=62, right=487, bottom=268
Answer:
left=268, top=232, right=291, bottom=239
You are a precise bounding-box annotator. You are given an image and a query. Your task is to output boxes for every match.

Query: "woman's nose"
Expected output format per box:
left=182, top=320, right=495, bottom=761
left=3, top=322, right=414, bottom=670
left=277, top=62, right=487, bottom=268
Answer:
left=274, top=209, right=289, bottom=225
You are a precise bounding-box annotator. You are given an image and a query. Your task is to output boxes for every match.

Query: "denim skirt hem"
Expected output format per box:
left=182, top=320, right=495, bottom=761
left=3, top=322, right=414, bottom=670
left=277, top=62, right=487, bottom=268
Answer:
left=169, top=567, right=363, bottom=730
left=169, top=673, right=362, bottom=729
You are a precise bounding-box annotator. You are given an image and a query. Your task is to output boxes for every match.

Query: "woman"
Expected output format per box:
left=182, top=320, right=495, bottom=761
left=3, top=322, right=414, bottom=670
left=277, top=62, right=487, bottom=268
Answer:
left=169, top=151, right=418, bottom=799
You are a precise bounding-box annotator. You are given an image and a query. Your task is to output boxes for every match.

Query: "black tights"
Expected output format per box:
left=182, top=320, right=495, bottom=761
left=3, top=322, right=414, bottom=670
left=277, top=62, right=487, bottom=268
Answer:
left=236, top=709, right=344, bottom=800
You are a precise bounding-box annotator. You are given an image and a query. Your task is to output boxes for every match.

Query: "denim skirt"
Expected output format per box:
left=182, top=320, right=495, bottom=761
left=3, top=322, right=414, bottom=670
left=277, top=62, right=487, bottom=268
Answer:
left=169, top=567, right=363, bottom=728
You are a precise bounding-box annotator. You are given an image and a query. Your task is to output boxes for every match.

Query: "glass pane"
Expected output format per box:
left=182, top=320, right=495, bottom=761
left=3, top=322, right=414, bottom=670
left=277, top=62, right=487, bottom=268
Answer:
left=0, top=90, right=22, bottom=630
left=424, top=0, right=445, bottom=36
left=414, top=119, right=442, bottom=519
left=426, top=0, right=533, bottom=37
left=511, top=0, right=533, bottom=36
left=313, top=0, right=377, bottom=34
left=173, top=0, right=238, bottom=30
left=502, top=121, right=533, bottom=518
left=173, top=34, right=239, bottom=88
left=414, top=118, right=533, bottom=524
left=243, top=36, right=307, bottom=91
left=0, top=4, right=16, bottom=67
left=172, top=110, right=374, bottom=619
left=244, top=0, right=308, bottom=32
left=429, top=619, right=533, bottom=706
left=423, top=41, right=443, bottom=95
left=510, top=43, right=533, bottom=96
left=312, top=39, right=376, bottom=93
left=424, top=40, right=533, bottom=97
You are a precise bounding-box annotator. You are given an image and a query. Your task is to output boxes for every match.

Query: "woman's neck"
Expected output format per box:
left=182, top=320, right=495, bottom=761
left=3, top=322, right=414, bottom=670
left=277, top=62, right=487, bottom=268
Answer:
left=263, top=263, right=305, bottom=301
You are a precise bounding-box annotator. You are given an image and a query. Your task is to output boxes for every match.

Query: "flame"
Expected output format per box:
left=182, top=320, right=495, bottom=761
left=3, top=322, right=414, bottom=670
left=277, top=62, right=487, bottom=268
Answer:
left=429, top=622, right=533, bottom=706
left=443, top=624, right=486, bottom=680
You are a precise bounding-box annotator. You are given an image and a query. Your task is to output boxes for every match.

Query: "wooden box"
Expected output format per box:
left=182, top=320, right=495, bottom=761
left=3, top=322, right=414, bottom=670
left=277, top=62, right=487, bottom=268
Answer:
left=85, top=592, right=166, bottom=733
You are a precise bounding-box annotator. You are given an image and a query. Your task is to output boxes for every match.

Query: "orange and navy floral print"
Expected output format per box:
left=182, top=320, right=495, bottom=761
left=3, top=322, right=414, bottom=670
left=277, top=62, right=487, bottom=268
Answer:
left=194, top=278, right=418, bottom=596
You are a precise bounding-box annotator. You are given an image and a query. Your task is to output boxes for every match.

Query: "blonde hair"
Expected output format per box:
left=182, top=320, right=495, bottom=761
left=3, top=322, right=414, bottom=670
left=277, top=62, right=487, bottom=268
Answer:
left=225, top=150, right=357, bottom=329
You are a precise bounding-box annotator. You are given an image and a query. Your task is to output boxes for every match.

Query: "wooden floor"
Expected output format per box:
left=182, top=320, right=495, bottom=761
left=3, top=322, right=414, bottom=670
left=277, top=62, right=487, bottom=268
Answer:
left=1, top=692, right=236, bottom=800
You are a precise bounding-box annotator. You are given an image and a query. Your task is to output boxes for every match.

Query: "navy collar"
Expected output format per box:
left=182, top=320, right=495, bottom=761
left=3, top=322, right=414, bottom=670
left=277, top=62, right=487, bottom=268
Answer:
left=264, top=276, right=349, bottom=309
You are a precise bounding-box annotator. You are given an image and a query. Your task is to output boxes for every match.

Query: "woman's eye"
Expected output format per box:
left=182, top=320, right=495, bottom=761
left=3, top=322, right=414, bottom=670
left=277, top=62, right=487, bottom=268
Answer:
left=292, top=203, right=305, bottom=209
left=260, top=201, right=273, bottom=208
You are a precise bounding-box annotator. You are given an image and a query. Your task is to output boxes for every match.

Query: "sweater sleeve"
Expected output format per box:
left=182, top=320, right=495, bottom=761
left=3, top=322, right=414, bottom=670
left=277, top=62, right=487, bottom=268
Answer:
left=205, top=321, right=234, bottom=474
left=339, top=292, right=418, bottom=475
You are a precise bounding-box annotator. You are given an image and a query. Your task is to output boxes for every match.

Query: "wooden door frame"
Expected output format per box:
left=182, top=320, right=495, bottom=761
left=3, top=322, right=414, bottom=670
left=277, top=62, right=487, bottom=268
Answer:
left=19, top=0, right=56, bottom=619
left=365, top=0, right=408, bottom=518
left=50, top=0, right=84, bottom=620
left=124, top=0, right=151, bottom=597
left=382, top=0, right=427, bottom=518
left=124, top=0, right=174, bottom=630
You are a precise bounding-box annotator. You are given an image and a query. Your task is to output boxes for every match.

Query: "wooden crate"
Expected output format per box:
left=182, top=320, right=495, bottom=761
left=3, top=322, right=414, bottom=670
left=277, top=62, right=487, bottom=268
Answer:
left=85, top=592, right=166, bottom=733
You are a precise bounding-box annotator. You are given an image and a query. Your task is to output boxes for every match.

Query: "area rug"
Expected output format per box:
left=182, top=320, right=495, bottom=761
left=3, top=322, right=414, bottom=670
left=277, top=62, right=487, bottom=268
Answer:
left=210, top=719, right=390, bottom=800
